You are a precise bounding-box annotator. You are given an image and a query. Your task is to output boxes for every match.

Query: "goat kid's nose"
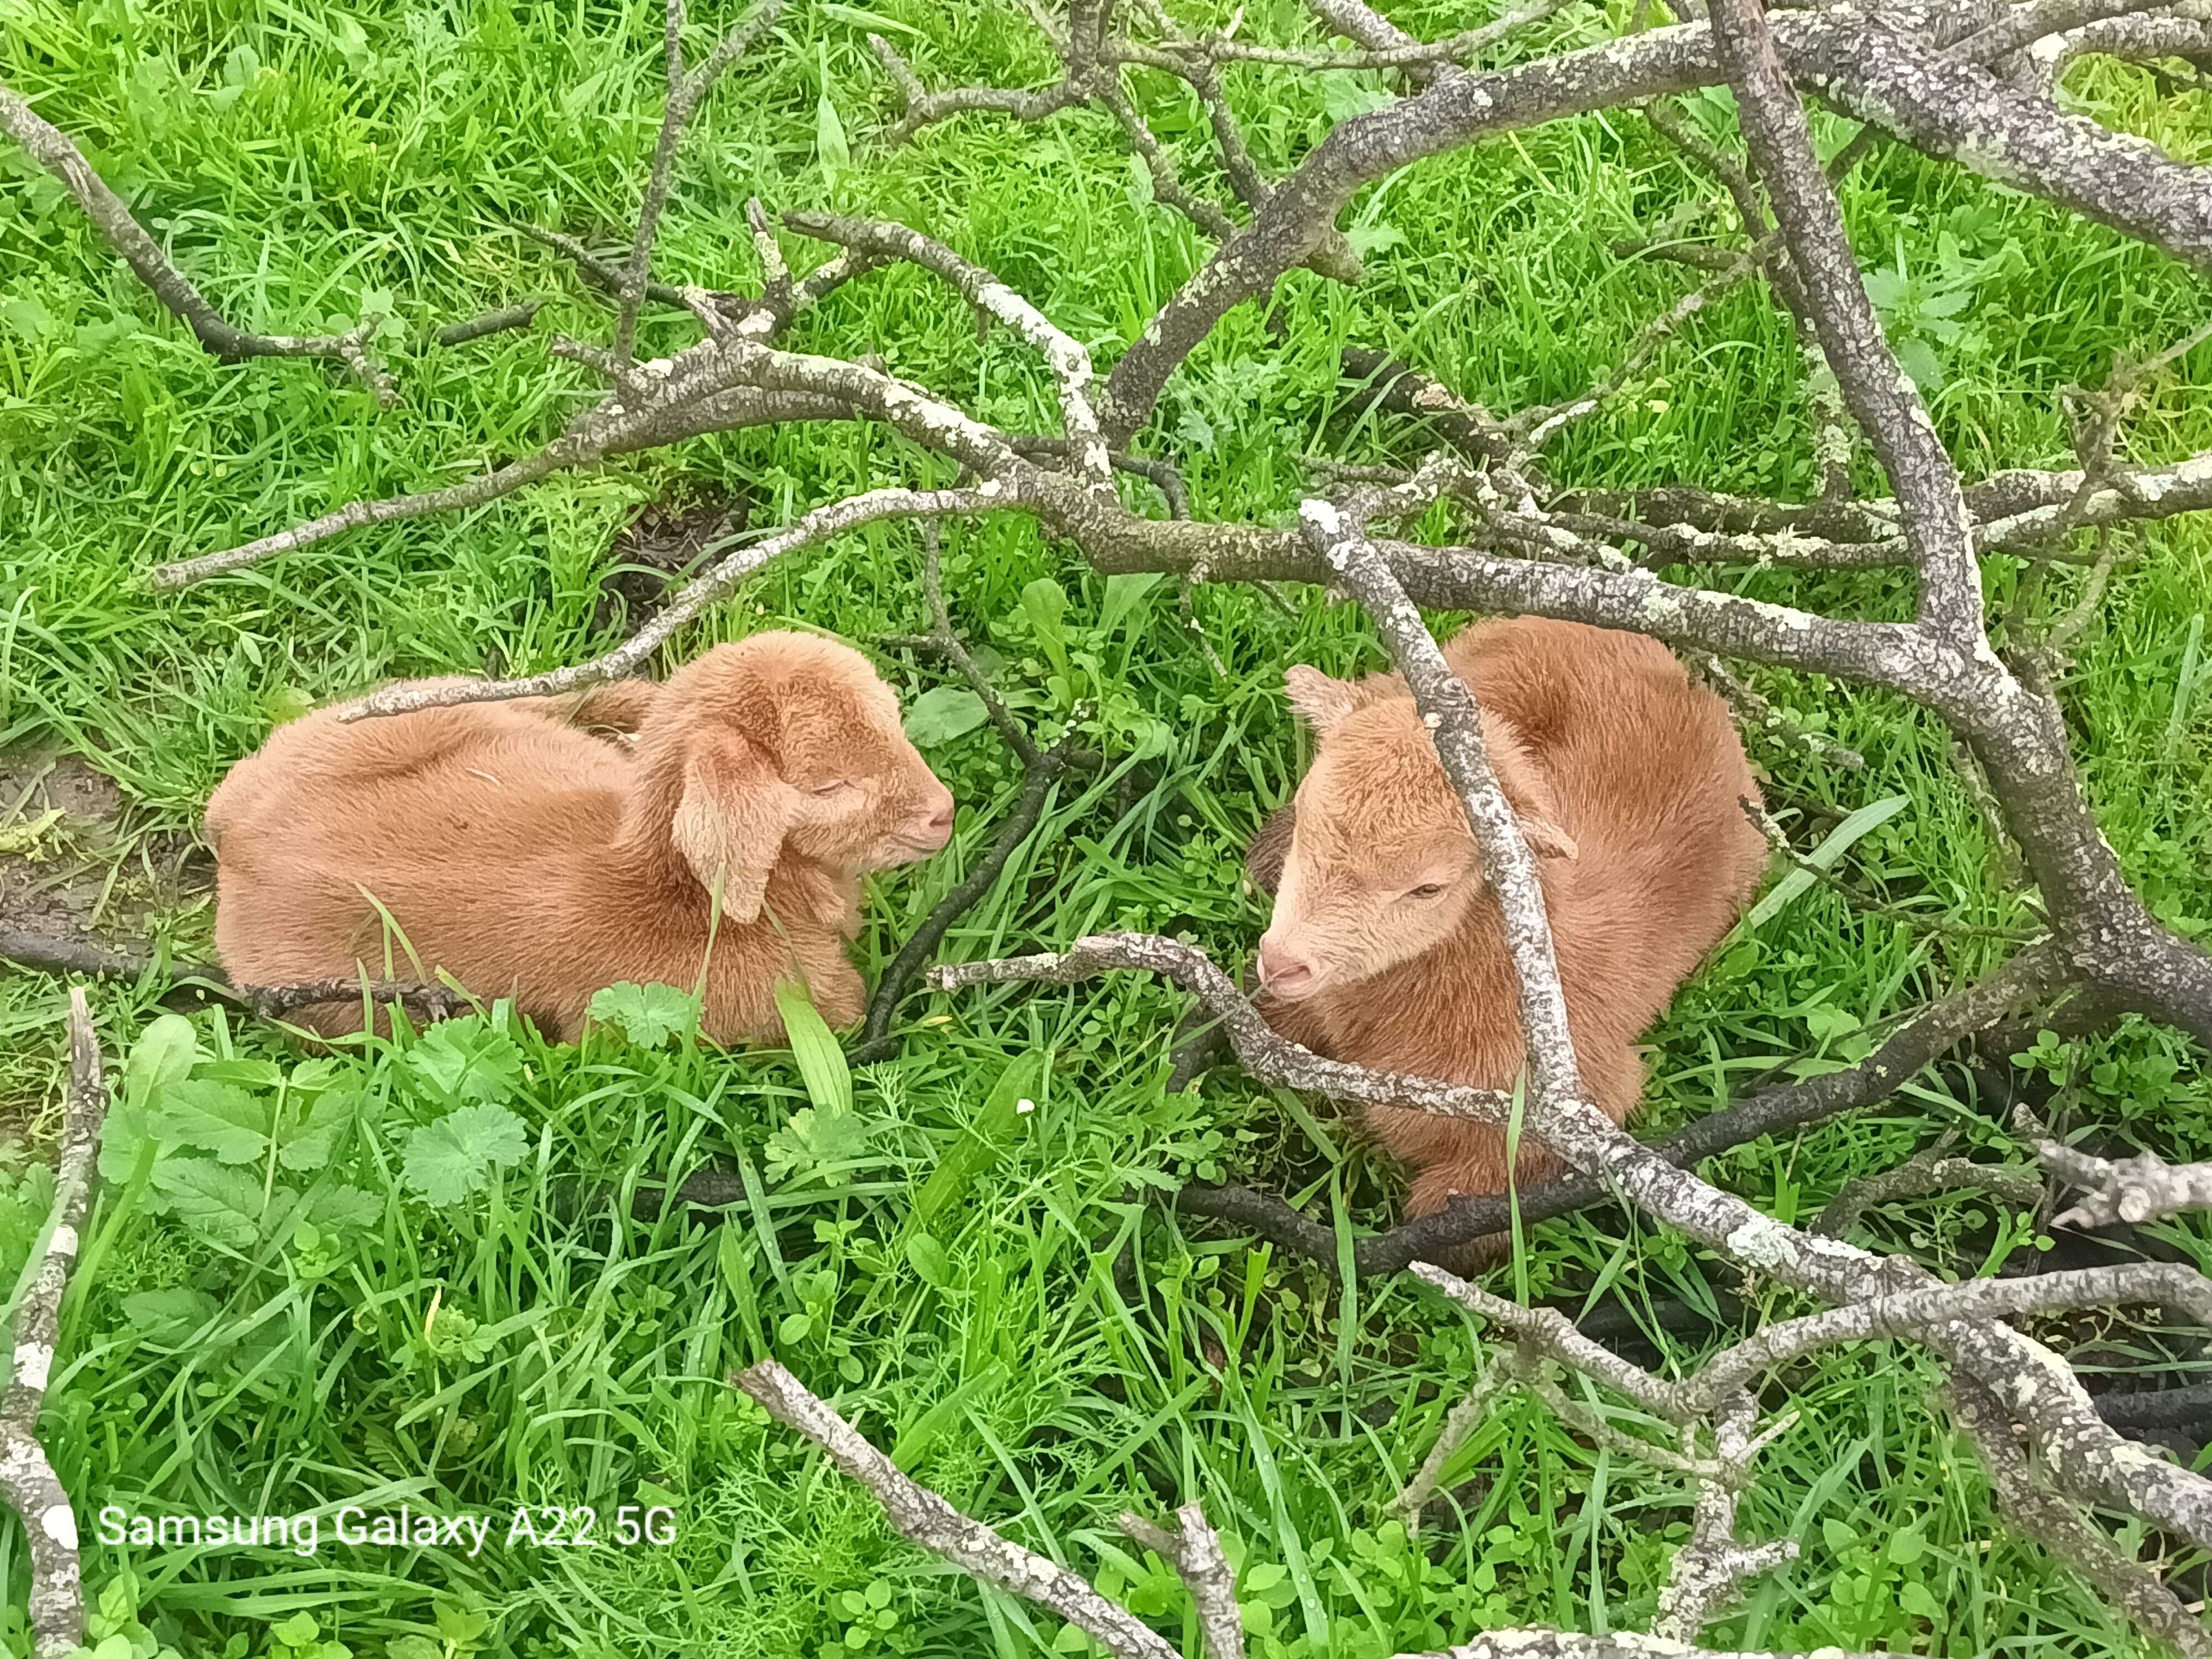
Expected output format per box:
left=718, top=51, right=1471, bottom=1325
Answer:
left=919, top=786, right=956, bottom=847
left=1256, top=935, right=1316, bottom=995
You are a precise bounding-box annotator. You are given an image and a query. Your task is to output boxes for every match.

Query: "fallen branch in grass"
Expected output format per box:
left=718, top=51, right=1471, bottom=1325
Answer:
left=1811, top=1132, right=2046, bottom=1237
left=1944, top=1374, right=2212, bottom=1659
left=1165, top=930, right=2067, bottom=1277
left=0, top=929, right=470, bottom=1026
left=613, top=0, right=783, bottom=364
left=1115, top=1505, right=1246, bottom=1659
left=0, top=83, right=396, bottom=404
left=2040, top=1139, right=2212, bottom=1228
left=0, top=989, right=104, bottom=1657
left=734, top=1355, right=1910, bottom=1659
left=434, top=301, right=545, bottom=347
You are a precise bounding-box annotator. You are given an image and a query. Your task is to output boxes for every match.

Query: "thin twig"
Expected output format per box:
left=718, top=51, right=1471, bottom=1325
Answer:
left=615, top=0, right=784, bottom=363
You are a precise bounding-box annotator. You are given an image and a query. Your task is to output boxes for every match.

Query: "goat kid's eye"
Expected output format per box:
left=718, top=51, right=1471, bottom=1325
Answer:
left=809, top=780, right=854, bottom=799
left=1405, top=883, right=1448, bottom=900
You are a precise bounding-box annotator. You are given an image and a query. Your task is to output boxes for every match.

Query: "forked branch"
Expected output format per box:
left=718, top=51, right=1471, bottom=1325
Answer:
left=1, top=82, right=397, bottom=403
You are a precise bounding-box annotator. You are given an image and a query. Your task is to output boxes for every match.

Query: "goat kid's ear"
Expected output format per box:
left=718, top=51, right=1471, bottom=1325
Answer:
left=1503, top=772, right=1579, bottom=862
left=671, top=732, right=801, bottom=923
left=1284, top=665, right=1360, bottom=735
left=1519, top=815, right=1579, bottom=861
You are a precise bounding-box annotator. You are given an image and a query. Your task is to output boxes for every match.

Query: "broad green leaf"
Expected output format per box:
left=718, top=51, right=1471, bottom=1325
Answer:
left=123, top=1014, right=198, bottom=1108
left=405, top=1020, right=523, bottom=1102
left=402, top=1103, right=529, bottom=1206
left=586, top=981, right=702, bottom=1046
left=1099, top=572, right=1164, bottom=640
left=762, top=1105, right=874, bottom=1182
left=159, top=1078, right=270, bottom=1164
left=194, top=1058, right=283, bottom=1090
left=905, top=1232, right=956, bottom=1288
left=276, top=1089, right=359, bottom=1172
left=97, top=1095, right=169, bottom=1183
left=903, top=685, right=990, bottom=748
left=154, top=1158, right=283, bottom=1248
left=1862, top=267, right=1910, bottom=311
left=307, top=1185, right=383, bottom=1231
left=774, top=980, right=852, bottom=1117
left=120, top=1287, right=220, bottom=1342
left=434, top=1605, right=489, bottom=1644
left=1020, top=577, right=1069, bottom=677
left=914, top=1053, right=1043, bottom=1226
left=0, top=296, right=54, bottom=341
left=816, top=43, right=850, bottom=179
left=1894, top=336, right=1947, bottom=394
left=1316, top=70, right=1390, bottom=120
left=1745, top=794, right=1911, bottom=929
left=819, top=2, right=926, bottom=36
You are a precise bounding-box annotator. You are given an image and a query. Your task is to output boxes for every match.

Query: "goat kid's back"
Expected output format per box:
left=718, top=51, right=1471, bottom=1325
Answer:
left=206, top=632, right=954, bottom=1045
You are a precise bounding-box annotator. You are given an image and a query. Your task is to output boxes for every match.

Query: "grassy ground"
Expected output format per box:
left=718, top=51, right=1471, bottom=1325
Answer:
left=3, top=0, right=2211, bottom=1652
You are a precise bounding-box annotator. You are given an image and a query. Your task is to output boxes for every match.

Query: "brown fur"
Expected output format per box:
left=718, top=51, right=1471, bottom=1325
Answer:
left=1254, top=617, right=1768, bottom=1257
left=206, top=633, right=954, bottom=1044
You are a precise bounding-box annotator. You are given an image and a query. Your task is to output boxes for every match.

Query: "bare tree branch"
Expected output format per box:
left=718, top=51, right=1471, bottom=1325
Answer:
left=338, top=485, right=1006, bottom=719
left=0, top=989, right=106, bottom=1656
left=852, top=531, right=1102, bottom=1063
left=1946, top=1374, right=2212, bottom=1659
left=1118, top=1505, right=1246, bottom=1659
left=1, top=82, right=396, bottom=403
left=1812, top=1133, right=2045, bottom=1235
left=2040, top=1139, right=2212, bottom=1228
left=732, top=1359, right=1183, bottom=1659
left=737, top=1355, right=1911, bottom=1659
left=1651, top=1394, right=1799, bottom=1644
left=614, top=0, right=783, bottom=363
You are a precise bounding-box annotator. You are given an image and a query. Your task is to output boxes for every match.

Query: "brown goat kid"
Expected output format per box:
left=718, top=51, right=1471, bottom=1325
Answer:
left=207, top=632, right=954, bottom=1044
left=1251, top=617, right=1767, bottom=1255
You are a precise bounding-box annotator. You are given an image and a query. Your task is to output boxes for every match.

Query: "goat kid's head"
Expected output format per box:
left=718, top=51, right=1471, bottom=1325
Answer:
left=1255, top=665, right=1577, bottom=1001
left=655, top=632, right=954, bottom=921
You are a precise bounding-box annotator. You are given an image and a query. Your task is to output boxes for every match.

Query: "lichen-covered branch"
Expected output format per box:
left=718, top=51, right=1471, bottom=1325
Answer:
left=2039, top=1139, right=2212, bottom=1228
left=1651, top=1394, right=1799, bottom=1644
left=1173, top=938, right=2065, bottom=1274
left=1117, top=1505, right=1246, bottom=1659
left=1, top=82, right=395, bottom=403
left=733, top=1359, right=1183, bottom=1659
left=1945, top=1375, right=2212, bottom=1659
left=614, top=0, right=783, bottom=363
left=0, top=989, right=107, bottom=1656
left=738, top=1354, right=1908, bottom=1659
left=1811, top=1135, right=2045, bottom=1237
left=340, top=484, right=1005, bottom=719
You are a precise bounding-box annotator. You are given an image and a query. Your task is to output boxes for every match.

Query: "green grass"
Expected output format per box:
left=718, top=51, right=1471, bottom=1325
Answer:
left=3, top=0, right=2212, bottom=1653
